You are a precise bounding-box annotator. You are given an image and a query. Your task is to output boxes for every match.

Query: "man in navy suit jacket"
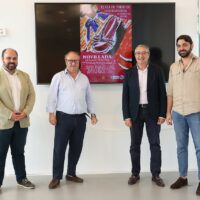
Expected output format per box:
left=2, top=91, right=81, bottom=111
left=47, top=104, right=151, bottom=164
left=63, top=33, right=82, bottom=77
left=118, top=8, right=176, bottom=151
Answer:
left=122, top=44, right=167, bottom=187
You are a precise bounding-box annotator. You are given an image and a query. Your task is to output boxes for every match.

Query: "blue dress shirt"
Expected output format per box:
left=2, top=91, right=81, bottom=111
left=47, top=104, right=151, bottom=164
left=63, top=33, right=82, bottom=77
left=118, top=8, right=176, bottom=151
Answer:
left=46, top=69, right=95, bottom=115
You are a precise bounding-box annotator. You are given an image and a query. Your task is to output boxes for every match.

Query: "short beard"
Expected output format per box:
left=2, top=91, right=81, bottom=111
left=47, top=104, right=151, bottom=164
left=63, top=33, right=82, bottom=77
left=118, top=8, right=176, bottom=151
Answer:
left=3, top=62, right=17, bottom=73
left=178, top=48, right=192, bottom=58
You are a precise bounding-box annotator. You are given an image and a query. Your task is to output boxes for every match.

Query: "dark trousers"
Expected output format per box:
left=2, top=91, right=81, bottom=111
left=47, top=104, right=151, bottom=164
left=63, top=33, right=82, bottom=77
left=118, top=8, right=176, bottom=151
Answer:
left=53, top=111, right=87, bottom=179
left=130, top=107, right=161, bottom=177
left=0, top=122, right=28, bottom=185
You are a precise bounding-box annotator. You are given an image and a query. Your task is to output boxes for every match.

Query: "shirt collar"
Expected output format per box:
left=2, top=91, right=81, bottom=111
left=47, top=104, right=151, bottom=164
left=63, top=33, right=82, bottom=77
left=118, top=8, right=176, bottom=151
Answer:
left=2, top=66, right=18, bottom=76
left=136, top=64, right=149, bottom=72
left=179, top=54, right=197, bottom=63
left=64, top=69, right=81, bottom=79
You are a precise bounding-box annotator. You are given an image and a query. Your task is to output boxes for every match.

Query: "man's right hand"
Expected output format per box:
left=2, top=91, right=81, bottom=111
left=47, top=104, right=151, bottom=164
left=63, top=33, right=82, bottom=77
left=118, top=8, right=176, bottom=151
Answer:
left=11, top=112, right=20, bottom=121
left=49, top=113, right=57, bottom=126
left=124, top=118, right=132, bottom=128
left=166, top=113, right=173, bottom=125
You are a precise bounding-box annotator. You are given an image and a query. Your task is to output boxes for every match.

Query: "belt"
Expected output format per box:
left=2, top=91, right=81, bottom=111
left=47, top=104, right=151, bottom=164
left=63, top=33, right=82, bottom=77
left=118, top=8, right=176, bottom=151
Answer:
left=139, top=104, right=148, bottom=108
left=57, top=111, right=85, bottom=117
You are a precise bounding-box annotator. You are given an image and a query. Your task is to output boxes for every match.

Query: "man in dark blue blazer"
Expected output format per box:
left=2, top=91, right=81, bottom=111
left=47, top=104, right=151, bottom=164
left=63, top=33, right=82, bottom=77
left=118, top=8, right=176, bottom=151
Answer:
left=122, top=44, right=167, bottom=187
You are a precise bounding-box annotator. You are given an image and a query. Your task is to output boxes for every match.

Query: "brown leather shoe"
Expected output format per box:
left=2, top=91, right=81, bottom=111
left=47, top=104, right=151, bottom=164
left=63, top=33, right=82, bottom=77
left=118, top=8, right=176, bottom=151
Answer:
left=196, top=182, right=200, bottom=195
left=66, top=175, right=83, bottom=183
left=152, top=176, right=165, bottom=187
left=48, top=179, right=60, bottom=189
left=170, top=177, right=188, bottom=189
left=128, top=175, right=140, bottom=185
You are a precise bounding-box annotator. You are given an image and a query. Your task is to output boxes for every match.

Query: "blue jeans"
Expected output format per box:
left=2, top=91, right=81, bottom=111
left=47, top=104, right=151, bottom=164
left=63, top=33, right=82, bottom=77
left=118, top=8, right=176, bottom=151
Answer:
left=172, top=111, right=200, bottom=179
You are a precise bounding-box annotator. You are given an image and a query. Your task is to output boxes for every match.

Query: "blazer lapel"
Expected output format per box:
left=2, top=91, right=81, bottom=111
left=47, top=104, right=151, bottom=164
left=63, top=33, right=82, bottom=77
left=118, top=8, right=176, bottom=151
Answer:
left=0, top=69, right=14, bottom=104
left=147, top=64, right=153, bottom=91
left=17, top=71, right=25, bottom=109
left=131, top=66, right=139, bottom=90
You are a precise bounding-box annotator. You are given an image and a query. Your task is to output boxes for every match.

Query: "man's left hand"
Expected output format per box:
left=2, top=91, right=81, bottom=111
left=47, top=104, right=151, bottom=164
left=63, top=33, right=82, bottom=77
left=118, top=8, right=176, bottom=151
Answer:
left=157, top=117, right=165, bottom=125
left=91, top=115, right=98, bottom=125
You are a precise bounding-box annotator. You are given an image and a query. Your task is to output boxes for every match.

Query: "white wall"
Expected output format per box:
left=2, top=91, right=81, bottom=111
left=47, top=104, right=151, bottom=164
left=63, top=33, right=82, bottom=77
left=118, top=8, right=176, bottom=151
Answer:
left=0, top=0, right=199, bottom=175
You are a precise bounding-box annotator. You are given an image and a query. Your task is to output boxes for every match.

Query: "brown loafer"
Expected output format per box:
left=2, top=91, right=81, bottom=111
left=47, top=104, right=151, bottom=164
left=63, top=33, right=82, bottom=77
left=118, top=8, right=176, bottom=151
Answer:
left=170, top=177, right=188, bottom=189
left=48, top=179, right=60, bottom=189
left=128, top=175, right=140, bottom=185
left=66, top=175, right=83, bottom=183
left=152, top=176, right=165, bottom=187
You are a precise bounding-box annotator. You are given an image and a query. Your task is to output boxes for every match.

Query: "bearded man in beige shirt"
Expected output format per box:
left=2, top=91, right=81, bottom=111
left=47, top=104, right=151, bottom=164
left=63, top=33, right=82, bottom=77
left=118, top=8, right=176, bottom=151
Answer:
left=167, top=35, right=200, bottom=195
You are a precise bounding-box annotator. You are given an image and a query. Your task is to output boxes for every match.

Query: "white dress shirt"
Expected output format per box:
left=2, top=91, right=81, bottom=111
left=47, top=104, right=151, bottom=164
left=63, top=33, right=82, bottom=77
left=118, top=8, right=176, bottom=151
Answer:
left=137, top=66, right=148, bottom=104
left=4, top=69, right=21, bottom=112
left=46, top=69, right=95, bottom=114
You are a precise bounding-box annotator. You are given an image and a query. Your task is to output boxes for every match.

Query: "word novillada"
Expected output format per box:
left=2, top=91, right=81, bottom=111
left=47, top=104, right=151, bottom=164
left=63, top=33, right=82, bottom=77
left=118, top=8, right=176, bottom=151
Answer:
left=82, top=55, right=113, bottom=60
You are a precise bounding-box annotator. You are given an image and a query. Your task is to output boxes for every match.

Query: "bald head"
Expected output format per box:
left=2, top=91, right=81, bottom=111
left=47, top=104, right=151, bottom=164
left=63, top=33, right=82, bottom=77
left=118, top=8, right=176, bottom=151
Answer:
left=64, top=51, right=80, bottom=58
left=2, top=48, right=18, bottom=59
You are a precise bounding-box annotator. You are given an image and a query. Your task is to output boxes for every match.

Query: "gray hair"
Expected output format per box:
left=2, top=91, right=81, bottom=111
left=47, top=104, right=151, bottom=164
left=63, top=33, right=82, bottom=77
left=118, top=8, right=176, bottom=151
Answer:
left=135, top=44, right=150, bottom=53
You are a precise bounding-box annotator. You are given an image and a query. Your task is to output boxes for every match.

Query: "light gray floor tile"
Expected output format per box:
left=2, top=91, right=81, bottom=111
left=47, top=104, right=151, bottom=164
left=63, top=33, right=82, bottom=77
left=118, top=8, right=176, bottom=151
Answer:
left=0, top=172, right=199, bottom=200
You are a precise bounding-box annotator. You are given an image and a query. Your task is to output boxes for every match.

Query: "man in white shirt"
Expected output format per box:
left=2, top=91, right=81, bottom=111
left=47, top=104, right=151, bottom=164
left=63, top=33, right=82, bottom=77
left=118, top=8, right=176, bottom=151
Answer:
left=0, top=48, right=35, bottom=190
left=47, top=51, right=97, bottom=189
left=122, top=44, right=167, bottom=187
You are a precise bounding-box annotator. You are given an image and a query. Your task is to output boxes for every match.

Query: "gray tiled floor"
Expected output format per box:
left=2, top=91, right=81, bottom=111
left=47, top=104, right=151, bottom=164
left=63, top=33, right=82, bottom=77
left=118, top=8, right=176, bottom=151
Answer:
left=0, top=172, right=199, bottom=200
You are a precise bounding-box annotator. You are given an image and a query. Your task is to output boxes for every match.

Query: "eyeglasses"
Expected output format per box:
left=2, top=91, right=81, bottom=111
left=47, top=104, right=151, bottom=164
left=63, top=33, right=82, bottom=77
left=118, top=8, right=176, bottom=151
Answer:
left=135, top=51, right=149, bottom=56
left=65, top=59, right=80, bottom=64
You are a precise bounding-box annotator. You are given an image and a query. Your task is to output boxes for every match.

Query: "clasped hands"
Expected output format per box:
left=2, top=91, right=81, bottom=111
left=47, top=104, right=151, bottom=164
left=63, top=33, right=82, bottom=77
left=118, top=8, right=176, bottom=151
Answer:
left=11, top=112, right=27, bottom=121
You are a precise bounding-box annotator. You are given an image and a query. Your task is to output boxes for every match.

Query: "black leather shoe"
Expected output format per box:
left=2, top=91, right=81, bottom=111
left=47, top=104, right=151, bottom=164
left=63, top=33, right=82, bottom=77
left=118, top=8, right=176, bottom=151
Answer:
left=152, top=176, right=165, bottom=187
left=170, top=177, right=188, bottom=189
left=128, top=175, right=140, bottom=185
left=48, top=179, right=60, bottom=189
left=66, top=175, right=83, bottom=183
left=196, top=182, right=200, bottom=195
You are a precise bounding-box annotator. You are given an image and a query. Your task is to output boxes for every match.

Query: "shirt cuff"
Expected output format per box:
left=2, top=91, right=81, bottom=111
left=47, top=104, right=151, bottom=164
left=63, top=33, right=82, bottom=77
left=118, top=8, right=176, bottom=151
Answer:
left=125, top=118, right=131, bottom=121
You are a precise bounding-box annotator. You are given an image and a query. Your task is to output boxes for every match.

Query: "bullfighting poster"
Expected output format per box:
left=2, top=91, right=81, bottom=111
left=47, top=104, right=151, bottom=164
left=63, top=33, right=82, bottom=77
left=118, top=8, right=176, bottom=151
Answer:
left=80, top=4, right=132, bottom=83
